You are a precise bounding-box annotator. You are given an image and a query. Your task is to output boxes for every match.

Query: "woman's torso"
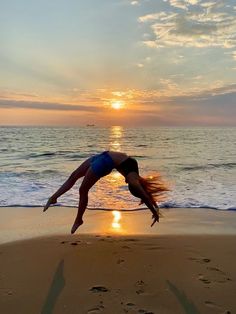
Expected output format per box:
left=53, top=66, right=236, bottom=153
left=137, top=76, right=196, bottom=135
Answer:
left=107, top=151, right=139, bottom=178
left=107, top=151, right=129, bottom=167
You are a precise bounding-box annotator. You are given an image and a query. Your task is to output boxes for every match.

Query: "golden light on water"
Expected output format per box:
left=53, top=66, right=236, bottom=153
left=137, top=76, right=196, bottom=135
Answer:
left=112, top=210, right=121, bottom=230
left=112, top=171, right=122, bottom=180
left=111, top=125, right=123, bottom=138
left=109, top=125, right=123, bottom=152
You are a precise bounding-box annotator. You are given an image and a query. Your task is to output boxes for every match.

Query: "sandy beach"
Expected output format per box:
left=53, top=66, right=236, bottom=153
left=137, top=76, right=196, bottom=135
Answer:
left=0, top=207, right=236, bottom=313
left=0, top=234, right=236, bottom=314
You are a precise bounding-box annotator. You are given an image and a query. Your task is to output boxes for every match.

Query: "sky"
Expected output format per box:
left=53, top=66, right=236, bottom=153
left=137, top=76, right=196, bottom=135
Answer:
left=0, top=0, right=236, bottom=126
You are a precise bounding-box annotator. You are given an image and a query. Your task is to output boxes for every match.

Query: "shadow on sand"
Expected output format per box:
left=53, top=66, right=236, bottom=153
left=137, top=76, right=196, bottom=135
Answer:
left=41, top=259, right=65, bottom=314
left=166, top=280, right=199, bottom=314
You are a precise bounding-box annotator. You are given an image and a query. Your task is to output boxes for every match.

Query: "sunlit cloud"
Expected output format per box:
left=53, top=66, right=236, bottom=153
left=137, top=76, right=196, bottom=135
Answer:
left=0, top=91, right=39, bottom=101
left=167, top=0, right=201, bottom=10
left=0, top=99, right=102, bottom=112
left=130, top=0, right=139, bottom=5
left=137, top=63, right=144, bottom=68
left=1, top=83, right=235, bottom=126
left=232, top=51, right=236, bottom=60
left=139, top=1, right=236, bottom=50
left=168, top=0, right=189, bottom=10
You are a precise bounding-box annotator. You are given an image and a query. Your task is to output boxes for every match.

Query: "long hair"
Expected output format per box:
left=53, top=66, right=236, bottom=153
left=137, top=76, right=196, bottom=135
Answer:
left=139, top=174, right=169, bottom=205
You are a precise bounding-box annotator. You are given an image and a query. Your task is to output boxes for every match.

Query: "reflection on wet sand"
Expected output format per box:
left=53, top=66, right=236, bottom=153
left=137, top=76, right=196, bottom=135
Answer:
left=112, top=210, right=121, bottom=230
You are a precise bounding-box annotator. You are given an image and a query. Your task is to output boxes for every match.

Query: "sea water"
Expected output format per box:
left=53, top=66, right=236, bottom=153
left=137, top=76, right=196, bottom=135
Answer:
left=0, top=126, right=235, bottom=210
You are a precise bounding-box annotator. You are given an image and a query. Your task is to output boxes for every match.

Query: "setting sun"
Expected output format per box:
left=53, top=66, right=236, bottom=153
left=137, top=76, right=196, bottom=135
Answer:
left=111, top=101, right=124, bottom=110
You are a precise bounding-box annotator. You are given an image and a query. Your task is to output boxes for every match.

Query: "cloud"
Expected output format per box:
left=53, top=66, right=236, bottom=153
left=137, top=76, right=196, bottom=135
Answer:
left=0, top=99, right=102, bottom=112
left=1, top=86, right=235, bottom=126
left=0, top=91, right=39, bottom=100
left=168, top=0, right=189, bottom=10
left=232, top=51, right=236, bottom=60
left=110, top=83, right=236, bottom=110
left=130, top=0, right=139, bottom=5
left=139, top=1, right=236, bottom=50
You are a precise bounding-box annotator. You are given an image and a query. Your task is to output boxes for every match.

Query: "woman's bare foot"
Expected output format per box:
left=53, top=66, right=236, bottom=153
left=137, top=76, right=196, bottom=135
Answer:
left=43, top=196, right=57, bottom=212
left=71, top=219, right=83, bottom=234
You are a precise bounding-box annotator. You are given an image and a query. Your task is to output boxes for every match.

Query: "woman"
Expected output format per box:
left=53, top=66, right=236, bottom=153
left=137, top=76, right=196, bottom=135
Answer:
left=44, top=151, right=168, bottom=234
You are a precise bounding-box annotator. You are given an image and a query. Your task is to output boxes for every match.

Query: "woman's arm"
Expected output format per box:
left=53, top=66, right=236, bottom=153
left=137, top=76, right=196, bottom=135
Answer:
left=142, top=196, right=159, bottom=226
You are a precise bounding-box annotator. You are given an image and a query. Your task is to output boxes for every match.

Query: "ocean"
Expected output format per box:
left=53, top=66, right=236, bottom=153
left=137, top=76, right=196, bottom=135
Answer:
left=0, top=126, right=235, bottom=211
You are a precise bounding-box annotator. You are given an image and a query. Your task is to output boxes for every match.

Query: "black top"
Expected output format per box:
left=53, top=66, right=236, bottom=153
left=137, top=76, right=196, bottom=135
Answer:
left=116, top=157, right=139, bottom=177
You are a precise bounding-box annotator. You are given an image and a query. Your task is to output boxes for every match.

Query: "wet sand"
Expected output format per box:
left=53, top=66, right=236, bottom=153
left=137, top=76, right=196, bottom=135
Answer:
left=1, top=206, right=236, bottom=244
left=0, top=234, right=236, bottom=314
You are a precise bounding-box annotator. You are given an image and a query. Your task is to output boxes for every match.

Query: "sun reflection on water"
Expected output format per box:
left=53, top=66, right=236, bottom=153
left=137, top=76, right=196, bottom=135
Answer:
left=109, top=126, right=123, bottom=152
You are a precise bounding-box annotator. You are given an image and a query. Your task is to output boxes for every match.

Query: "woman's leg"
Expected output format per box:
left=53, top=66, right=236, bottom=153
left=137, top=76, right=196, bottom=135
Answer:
left=44, top=158, right=92, bottom=211
left=71, top=167, right=99, bottom=234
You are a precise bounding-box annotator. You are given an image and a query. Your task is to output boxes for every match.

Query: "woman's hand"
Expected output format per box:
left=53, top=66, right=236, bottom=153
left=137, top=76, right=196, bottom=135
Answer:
left=151, top=212, right=159, bottom=227
left=43, top=196, right=57, bottom=212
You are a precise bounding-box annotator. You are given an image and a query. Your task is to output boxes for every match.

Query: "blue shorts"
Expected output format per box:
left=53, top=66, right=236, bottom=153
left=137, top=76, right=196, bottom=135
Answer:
left=90, top=151, right=115, bottom=178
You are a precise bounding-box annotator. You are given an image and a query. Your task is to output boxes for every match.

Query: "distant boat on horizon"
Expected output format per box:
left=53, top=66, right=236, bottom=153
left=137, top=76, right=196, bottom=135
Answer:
left=86, top=124, right=95, bottom=127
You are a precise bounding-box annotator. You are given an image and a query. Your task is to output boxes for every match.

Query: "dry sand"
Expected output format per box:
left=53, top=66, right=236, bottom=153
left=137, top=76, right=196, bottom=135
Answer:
left=0, top=234, right=236, bottom=314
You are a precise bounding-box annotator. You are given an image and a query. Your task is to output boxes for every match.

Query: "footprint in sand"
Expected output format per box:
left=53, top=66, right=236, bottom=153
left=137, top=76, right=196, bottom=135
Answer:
left=126, top=302, right=135, bottom=306
left=123, top=302, right=136, bottom=313
left=212, top=267, right=231, bottom=280
left=124, top=303, right=154, bottom=314
left=204, top=300, right=222, bottom=310
left=121, top=245, right=131, bottom=249
left=4, top=290, right=13, bottom=296
left=117, top=258, right=125, bottom=264
left=87, top=301, right=105, bottom=314
left=207, top=266, right=225, bottom=274
left=70, top=242, right=78, bottom=246
left=207, top=267, right=232, bottom=283
left=87, top=307, right=103, bottom=314
left=204, top=301, right=233, bottom=314
left=190, top=256, right=233, bottom=284
left=135, top=280, right=146, bottom=295
left=216, top=278, right=232, bottom=283
left=198, top=274, right=211, bottom=284
left=146, top=246, right=165, bottom=250
left=89, top=286, right=109, bottom=293
left=189, top=257, right=211, bottom=264
left=123, top=238, right=139, bottom=242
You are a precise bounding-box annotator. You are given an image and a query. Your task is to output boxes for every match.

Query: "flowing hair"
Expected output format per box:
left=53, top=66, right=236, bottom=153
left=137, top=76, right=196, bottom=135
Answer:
left=139, top=174, right=169, bottom=205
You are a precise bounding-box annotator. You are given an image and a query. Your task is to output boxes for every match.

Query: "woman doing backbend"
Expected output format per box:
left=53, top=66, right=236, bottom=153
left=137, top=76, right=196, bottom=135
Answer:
left=44, top=151, right=168, bottom=234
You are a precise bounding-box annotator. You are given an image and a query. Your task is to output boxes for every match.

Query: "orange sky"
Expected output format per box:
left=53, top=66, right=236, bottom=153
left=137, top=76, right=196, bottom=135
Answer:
left=1, top=0, right=236, bottom=126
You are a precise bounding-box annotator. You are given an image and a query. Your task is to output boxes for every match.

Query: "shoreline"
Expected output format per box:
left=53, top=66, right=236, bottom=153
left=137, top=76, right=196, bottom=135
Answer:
left=1, top=206, right=236, bottom=245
